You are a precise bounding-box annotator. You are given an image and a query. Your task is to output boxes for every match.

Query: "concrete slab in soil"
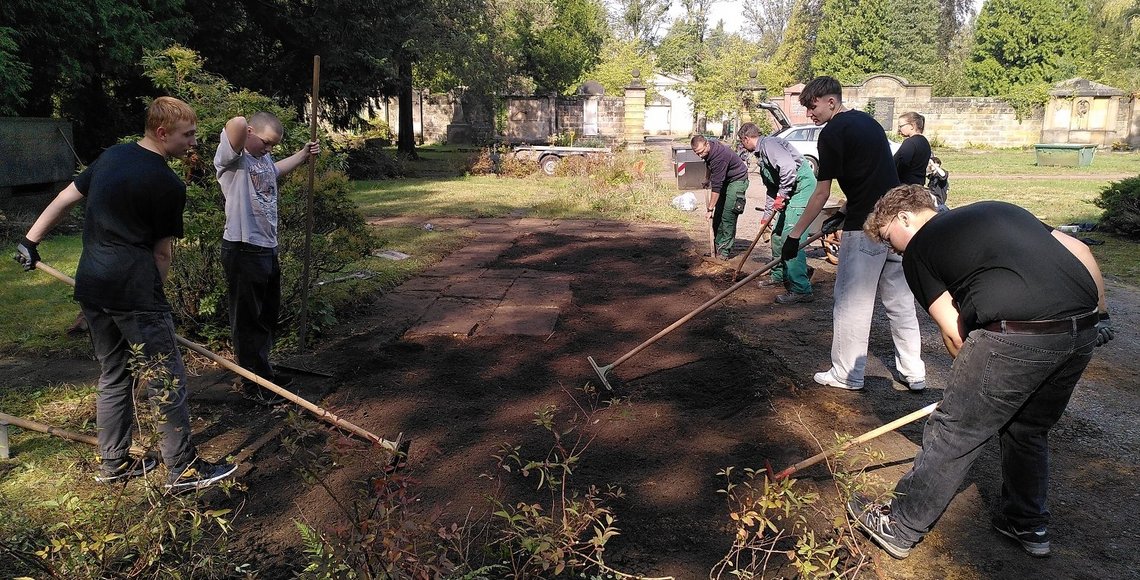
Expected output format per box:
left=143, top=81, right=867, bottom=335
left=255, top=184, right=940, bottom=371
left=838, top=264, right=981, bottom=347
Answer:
left=477, top=305, right=561, bottom=336
left=420, top=264, right=487, bottom=279
left=480, top=268, right=531, bottom=279
left=394, top=275, right=452, bottom=292
left=502, top=277, right=572, bottom=307
left=405, top=297, right=499, bottom=337
left=372, top=290, right=440, bottom=327
left=443, top=277, right=514, bottom=300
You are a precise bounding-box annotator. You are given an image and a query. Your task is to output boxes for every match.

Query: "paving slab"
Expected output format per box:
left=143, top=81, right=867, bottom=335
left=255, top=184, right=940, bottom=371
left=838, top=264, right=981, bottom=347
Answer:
left=443, top=277, right=514, bottom=300
left=480, top=268, right=530, bottom=279
left=502, top=277, right=572, bottom=308
left=478, top=305, right=561, bottom=336
left=405, top=297, right=498, bottom=337
left=395, top=275, right=452, bottom=292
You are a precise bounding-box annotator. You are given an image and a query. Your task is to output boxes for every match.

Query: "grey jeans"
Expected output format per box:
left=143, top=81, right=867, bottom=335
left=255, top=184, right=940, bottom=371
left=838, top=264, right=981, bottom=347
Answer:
left=889, top=324, right=1097, bottom=545
left=81, top=304, right=195, bottom=468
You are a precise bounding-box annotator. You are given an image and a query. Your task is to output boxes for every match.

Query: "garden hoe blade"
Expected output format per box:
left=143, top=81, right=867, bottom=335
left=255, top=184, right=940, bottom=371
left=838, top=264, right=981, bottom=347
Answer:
left=588, top=356, right=615, bottom=391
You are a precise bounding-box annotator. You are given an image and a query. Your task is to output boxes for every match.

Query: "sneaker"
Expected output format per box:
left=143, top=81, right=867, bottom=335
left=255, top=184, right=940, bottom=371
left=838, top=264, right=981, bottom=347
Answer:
left=993, top=516, right=1050, bottom=557
left=907, top=380, right=927, bottom=392
left=847, top=494, right=913, bottom=559
left=814, top=368, right=864, bottom=391
left=165, top=458, right=239, bottom=492
left=95, top=456, right=157, bottom=483
left=775, top=291, right=815, bottom=305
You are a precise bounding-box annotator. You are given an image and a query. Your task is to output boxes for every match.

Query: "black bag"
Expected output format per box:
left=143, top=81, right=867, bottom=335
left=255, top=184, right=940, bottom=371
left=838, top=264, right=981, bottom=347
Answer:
left=732, top=195, right=747, bottom=215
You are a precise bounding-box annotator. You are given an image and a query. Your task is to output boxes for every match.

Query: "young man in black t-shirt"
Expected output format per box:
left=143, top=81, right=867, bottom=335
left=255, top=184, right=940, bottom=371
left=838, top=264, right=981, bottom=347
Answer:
left=846, top=185, right=1112, bottom=560
left=779, top=76, right=926, bottom=392
left=16, top=97, right=237, bottom=491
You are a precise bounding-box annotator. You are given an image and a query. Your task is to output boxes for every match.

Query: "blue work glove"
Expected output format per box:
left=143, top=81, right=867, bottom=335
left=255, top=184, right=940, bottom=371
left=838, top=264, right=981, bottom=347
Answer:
left=780, top=235, right=801, bottom=262
left=1095, top=313, right=1113, bottom=346
left=15, top=237, right=39, bottom=271
left=821, top=210, right=846, bottom=235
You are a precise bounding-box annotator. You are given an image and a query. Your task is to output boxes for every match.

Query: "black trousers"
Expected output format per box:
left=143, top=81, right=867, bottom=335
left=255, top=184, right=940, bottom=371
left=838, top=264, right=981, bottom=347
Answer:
left=221, top=240, right=280, bottom=383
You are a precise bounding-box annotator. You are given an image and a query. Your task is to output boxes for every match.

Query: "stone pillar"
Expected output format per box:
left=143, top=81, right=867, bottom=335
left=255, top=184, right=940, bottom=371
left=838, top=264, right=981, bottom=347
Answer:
left=624, top=70, right=646, bottom=147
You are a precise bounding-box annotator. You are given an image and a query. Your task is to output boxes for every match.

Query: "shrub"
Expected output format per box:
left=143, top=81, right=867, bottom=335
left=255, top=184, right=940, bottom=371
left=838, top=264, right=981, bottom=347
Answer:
left=342, top=144, right=409, bottom=180
left=142, top=45, right=376, bottom=348
left=1094, top=175, right=1140, bottom=239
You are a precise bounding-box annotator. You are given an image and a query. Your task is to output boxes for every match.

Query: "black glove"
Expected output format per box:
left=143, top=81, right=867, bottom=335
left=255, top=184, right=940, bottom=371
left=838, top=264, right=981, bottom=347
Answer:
left=780, top=235, right=801, bottom=262
left=821, top=210, right=846, bottom=235
left=1095, top=312, right=1113, bottom=346
left=15, top=237, right=40, bottom=271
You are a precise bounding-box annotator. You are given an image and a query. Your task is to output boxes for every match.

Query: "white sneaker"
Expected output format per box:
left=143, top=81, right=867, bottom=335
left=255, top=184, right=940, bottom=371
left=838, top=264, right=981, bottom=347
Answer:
left=814, top=369, right=864, bottom=391
left=907, top=380, right=927, bottom=392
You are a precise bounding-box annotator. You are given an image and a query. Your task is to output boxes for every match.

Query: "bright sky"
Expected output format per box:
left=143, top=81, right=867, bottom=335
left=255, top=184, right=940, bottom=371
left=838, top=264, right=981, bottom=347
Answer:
left=668, top=0, right=986, bottom=37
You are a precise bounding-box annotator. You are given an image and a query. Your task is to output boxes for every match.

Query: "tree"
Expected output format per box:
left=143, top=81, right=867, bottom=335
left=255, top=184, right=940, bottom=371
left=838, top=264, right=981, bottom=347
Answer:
left=811, top=0, right=891, bottom=82
left=0, top=27, right=29, bottom=115
left=1086, top=0, right=1140, bottom=92
left=689, top=34, right=775, bottom=118
left=499, top=0, right=609, bottom=94
left=742, top=0, right=795, bottom=57
left=966, top=0, right=1093, bottom=97
left=584, top=37, right=657, bottom=95
left=609, top=0, right=672, bottom=48
left=656, top=16, right=704, bottom=74
left=883, top=0, right=941, bottom=83
left=769, top=0, right=824, bottom=88
left=936, top=0, right=975, bottom=58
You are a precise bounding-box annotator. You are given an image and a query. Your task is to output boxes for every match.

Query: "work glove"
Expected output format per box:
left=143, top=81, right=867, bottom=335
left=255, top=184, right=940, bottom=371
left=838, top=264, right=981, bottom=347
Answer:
left=1095, top=313, right=1114, bottom=346
left=772, top=195, right=787, bottom=212
left=780, top=235, right=801, bottom=262
left=15, top=237, right=40, bottom=271
left=821, top=210, right=846, bottom=235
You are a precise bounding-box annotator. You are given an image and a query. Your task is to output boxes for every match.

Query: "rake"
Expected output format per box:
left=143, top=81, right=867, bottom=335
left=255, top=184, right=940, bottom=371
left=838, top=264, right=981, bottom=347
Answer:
left=588, top=231, right=825, bottom=390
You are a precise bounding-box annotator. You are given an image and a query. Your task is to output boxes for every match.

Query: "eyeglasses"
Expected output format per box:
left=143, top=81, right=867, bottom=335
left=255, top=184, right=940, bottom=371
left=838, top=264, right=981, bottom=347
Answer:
left=249, top=132, right=280, bottom=149
left=897, top=123, right=912, bottom=130
left=882, top=214, right=902, bottom=252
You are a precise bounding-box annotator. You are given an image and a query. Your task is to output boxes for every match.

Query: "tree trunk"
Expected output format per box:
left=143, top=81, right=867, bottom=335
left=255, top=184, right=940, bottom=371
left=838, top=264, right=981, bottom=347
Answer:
left=397, top=59, right=418, bottom=159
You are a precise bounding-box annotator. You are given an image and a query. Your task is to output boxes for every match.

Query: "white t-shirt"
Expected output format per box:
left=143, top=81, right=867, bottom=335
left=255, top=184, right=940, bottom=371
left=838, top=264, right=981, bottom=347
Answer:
left=214, top=129, right=280, bottom=248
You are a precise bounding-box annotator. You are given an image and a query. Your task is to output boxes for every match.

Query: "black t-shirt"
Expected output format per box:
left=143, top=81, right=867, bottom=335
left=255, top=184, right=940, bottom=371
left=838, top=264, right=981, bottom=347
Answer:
left=816, top=109, right=901, bottom=231
left=903, top=201, right=1098, bottom=330
left=894, top=134, right=931, bottom=185
left=73, top=143, right=186, bottom=311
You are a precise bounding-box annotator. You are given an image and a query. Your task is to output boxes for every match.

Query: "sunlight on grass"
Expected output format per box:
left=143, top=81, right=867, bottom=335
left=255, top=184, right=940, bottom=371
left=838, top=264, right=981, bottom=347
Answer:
left=0, top=234, right=87, bottom=355
left=936, top=149, right=1138, bottom=176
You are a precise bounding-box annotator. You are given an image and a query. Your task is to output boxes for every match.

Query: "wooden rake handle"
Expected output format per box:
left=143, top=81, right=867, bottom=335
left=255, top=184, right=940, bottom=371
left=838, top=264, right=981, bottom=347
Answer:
left=33, top=261, right=400, bottom=452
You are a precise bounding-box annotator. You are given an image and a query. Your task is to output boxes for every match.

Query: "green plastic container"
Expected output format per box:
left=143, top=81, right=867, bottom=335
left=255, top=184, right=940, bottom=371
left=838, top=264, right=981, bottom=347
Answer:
left=1034, top=143, right=1097, bottom=167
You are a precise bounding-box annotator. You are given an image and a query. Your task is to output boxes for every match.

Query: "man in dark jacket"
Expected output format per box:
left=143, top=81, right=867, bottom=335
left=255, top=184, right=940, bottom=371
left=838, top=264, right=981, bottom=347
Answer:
left=692, top=134, right=749, bottom=259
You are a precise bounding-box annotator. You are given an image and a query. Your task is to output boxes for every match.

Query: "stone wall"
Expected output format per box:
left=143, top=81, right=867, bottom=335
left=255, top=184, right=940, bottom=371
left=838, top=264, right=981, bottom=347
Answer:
left=377, top=91, right=495, bottom=144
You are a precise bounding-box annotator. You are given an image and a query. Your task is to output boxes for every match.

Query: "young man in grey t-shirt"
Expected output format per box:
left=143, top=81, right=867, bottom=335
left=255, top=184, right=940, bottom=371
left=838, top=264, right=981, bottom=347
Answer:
left=214, top=112, right=317, bottom=401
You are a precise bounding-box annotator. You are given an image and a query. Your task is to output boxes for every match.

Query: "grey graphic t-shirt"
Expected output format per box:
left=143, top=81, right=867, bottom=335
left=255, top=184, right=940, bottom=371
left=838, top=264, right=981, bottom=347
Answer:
left=214, top=129, right=280, bottom=248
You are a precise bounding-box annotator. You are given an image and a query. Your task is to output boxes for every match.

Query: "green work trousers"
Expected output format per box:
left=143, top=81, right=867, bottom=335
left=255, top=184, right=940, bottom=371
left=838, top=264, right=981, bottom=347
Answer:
left=712, top=179, right=748, bottom=258
left=769, top=163, right=817, bottom=294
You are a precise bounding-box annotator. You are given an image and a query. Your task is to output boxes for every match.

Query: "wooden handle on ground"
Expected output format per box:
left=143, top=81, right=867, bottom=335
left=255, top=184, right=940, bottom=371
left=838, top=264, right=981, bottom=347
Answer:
left=32, top=261, right=399, bottom=452
left=0, top=411, right=149, bottom=457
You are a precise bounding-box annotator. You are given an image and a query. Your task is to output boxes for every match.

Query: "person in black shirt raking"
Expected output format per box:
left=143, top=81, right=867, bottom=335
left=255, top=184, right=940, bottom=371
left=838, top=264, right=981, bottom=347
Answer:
left=847, top=185, right=1113, bottom=560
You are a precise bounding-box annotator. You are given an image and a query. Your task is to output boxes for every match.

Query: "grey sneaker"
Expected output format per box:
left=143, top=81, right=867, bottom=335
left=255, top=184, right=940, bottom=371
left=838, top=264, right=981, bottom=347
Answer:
left=775, top=291, right=815, bottom=305
left=907, top=380, right=927, bottom=392
left=993, top=516, right=1050, bottom=557
left=847, top=494, right=913, bottom=559
left=165, top=458, right=238, bottom=492
left=95, top=456, right=157, bottom=483
left=814, top=368, right=864, bottom=391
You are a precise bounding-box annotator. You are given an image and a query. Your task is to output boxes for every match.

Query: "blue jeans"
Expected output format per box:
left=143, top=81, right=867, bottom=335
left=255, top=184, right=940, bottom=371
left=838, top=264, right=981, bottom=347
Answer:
left=830, top=231, right=925, bottom=387
left=890, top=325, right=1097, bottom=545
left=221, top=240, right=281, bottom=382
left=82, top=304, right=195, bottom=468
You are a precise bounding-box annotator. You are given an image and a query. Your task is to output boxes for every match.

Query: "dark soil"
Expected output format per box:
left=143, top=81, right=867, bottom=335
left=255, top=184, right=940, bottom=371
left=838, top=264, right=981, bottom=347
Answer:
left=4, top=219, right=1138, bottom=579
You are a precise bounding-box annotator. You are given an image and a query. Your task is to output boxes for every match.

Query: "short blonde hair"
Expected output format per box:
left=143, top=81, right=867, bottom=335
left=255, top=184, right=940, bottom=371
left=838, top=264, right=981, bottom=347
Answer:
left=864, top=184, right=936, bottom=243
left=146, top=96, right=197, bottom=135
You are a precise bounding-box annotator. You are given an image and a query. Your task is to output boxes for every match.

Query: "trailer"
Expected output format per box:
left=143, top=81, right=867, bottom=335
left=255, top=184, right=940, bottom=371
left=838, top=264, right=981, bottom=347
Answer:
left=511, top=145, right=612, bottom=176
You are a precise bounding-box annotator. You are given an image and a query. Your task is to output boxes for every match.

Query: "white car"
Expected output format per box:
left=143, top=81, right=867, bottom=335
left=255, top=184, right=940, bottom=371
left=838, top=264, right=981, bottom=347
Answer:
left=773, top=123, right=902, bottom=176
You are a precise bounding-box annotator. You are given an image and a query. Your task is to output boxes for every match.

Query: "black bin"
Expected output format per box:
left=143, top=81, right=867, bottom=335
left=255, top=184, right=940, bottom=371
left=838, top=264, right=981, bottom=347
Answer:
left=671, top=145, right=707, bottom=191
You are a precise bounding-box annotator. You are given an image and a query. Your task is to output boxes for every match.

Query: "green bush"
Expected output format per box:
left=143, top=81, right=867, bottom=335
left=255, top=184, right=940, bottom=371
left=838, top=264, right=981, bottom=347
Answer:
left=143, top=45, right=375, bottom=347
left=1094, top=175, right=1140, bottom=239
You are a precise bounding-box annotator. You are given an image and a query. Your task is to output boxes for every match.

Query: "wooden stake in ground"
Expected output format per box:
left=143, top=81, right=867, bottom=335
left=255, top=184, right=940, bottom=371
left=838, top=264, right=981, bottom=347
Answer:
left=32, top=261, right=400, bottom=452
left=706, top=190, right=716, bottom=258
left=298, top=55, right=321, bottom=354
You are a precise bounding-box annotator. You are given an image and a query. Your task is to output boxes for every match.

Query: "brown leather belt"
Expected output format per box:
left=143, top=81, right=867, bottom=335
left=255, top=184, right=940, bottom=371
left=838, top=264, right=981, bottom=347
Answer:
left=983, top=311, right=1099, bottom=335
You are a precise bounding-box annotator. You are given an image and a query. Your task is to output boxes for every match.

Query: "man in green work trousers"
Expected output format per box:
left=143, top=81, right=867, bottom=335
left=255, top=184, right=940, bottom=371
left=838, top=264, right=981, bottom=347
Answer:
left=737, top=122, right=818, bottom=304
left=692, top=134, right=748, bottom=259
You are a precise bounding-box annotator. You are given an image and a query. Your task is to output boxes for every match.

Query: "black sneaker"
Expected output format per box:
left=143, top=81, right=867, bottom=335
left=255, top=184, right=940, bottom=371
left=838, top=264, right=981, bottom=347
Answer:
left=165, top=458, right=238, bottom=492
left=242, top=382, right=288, bottom=406
left=775, top=291, right=815, bottom=305
left=847, top=494, right=913, bottom=559
left=993, top=516, right=1050, bottom=557
left=95, top=456, right=157, bottom=483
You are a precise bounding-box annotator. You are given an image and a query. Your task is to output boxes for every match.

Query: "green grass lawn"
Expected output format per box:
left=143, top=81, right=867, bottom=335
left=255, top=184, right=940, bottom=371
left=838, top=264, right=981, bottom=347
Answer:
left=0, top=235, right=88, bottom=355
left=936, top=148, right=1138, bottom=177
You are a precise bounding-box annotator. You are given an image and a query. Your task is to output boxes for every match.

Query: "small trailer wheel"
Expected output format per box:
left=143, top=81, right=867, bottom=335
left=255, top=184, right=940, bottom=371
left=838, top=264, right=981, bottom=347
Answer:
left=539, top=155, right=560, bottom=176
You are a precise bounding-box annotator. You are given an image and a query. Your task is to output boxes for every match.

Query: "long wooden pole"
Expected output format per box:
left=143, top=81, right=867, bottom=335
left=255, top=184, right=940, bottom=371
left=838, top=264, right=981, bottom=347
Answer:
left=0, top=411, right=149, bottom=457
left=731, top=209, right=776, bottom=282
left=298, top=55, right=321, bottom=353
left=33, top=262, right=399, bottom=452
left=773, top=402, right=938, bottom=480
